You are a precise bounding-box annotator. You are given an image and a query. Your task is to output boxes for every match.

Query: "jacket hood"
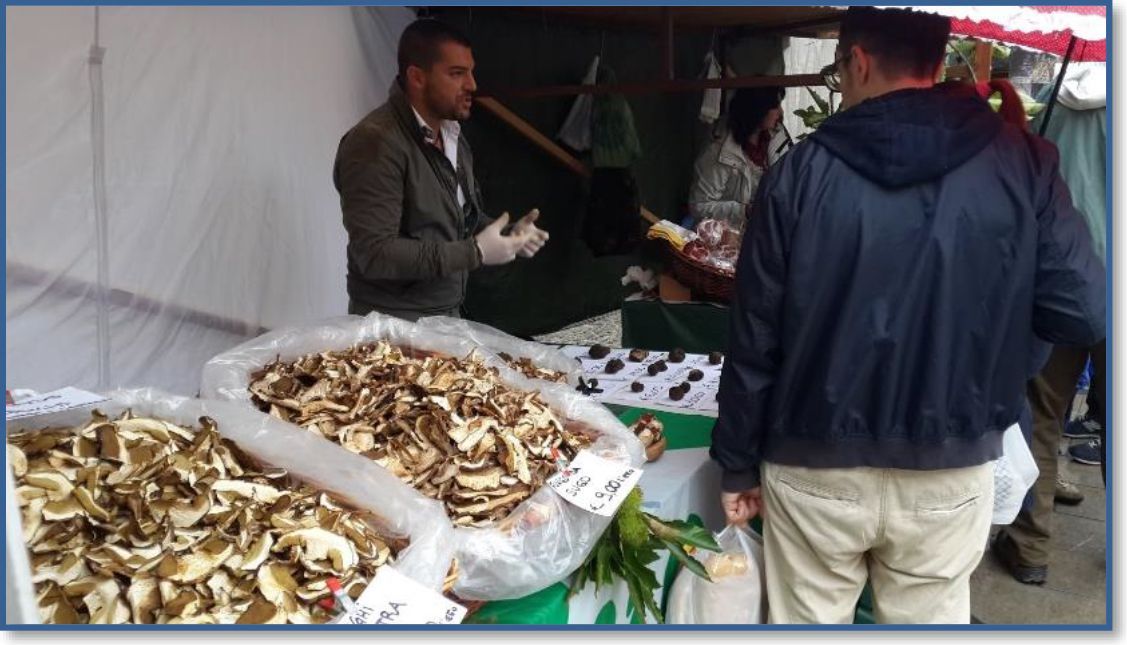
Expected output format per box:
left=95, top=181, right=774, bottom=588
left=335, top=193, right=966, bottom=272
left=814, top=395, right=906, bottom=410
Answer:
left=810, top=83, right=1003, bottom=188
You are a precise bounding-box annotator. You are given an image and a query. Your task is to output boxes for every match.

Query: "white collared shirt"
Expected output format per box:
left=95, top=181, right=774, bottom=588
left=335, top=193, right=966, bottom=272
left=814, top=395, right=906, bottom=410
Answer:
left=412, top=107, right=465, bottom=208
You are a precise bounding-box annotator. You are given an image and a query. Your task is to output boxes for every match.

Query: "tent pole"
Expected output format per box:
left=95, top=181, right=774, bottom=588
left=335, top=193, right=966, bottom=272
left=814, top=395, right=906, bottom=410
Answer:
left=1039, top=35, right=1078, bottom=136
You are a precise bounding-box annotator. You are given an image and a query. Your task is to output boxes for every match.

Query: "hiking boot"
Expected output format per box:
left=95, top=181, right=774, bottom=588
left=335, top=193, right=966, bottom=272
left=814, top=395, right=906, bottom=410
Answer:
left=1069, top=438, right=1103, bottom=465
left=1064, top=416, right=1103, bottom=439
left=991, top=531, right=1047, bottom=585
left=1054, top=475, right=1084, bottom=505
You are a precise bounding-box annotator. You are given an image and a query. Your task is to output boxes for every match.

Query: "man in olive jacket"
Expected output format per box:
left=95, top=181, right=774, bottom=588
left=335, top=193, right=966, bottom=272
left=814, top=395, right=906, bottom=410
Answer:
left=334, top=19, right=548, bottom=321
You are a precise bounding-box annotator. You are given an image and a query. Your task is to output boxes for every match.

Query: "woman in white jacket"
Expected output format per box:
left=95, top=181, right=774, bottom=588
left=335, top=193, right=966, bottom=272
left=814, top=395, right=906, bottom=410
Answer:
left=688, top=87, right=784, bottom=229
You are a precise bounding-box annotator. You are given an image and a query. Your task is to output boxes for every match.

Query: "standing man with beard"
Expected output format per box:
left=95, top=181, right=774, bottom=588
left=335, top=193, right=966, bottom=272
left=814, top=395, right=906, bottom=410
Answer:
left=334, top=19, right=549, bottom=321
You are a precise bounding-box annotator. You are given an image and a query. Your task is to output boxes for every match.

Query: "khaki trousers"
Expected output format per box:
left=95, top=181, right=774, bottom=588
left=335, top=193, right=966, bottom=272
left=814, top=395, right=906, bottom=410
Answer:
left=761, top=461, right=994, bottom=624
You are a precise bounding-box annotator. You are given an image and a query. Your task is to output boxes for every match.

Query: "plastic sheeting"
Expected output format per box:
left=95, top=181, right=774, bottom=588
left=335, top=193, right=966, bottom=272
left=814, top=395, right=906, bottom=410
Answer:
left=199, top=312, right=644, bottom=600
left=5, top=388, right=455, bottom=624
left=6, top=6, right=416, bottom=395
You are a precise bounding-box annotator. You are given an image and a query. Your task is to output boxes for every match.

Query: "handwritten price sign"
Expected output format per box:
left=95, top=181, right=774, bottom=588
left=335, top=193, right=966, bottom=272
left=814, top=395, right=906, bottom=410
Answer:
left=5, top=387, right=108, bottom=422
left=547, top=450, right=643, bottom=517
left=342, top=567, right=466, bottom=626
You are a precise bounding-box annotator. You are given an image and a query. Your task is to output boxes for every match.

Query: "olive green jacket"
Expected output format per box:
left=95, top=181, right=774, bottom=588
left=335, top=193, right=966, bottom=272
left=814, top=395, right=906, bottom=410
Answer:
left=333, top=82, right=490, bottom=320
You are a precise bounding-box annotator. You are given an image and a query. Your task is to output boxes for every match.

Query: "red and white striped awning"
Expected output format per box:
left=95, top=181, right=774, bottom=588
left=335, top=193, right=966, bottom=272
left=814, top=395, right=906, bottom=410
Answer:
left=876, top=5, right=1107, bottom=61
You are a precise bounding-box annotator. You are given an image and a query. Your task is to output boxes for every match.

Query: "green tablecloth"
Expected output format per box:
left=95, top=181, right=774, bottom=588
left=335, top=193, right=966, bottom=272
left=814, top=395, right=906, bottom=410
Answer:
left=467, top=407, right=875, bottom=625
left=620, top=299, right=730, bottom=353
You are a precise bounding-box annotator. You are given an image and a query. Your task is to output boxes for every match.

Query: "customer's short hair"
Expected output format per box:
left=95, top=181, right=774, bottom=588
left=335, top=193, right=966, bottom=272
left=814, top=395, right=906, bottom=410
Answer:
left=838, top=7, right=951, bottom=80
left=397, top=18, right=472, bottom=79
left=728, top=86, right=784, bottom=146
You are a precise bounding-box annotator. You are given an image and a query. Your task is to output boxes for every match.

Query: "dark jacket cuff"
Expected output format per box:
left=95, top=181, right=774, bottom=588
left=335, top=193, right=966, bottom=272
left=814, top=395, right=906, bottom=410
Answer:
left=721, top=467, right=761, bottom=492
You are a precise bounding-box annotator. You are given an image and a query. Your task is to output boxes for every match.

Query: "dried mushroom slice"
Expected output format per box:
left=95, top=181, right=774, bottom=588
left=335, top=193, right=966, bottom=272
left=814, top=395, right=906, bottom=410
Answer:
left=11, top=410, right=404, bottom=625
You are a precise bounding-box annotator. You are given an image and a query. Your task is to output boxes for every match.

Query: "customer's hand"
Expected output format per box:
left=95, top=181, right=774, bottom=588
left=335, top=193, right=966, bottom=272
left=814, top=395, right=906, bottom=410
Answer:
left=722, top=487, right=763, bottom=525
left=511, top=208, right=550, bottom=258
left=475, top=213, right=533, bottom=266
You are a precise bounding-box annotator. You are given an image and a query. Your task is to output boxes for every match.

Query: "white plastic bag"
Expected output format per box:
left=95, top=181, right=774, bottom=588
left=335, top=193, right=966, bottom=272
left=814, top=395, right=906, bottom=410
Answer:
left=667, top=525, right=766, bottom=624
left=5, top=388, right=455, bottom=624
left=992, top=423, right=1039, bottom=525
left=200, top=312, right=644, bottom=601
left=416, top=315, right=582, bottom=386
left=699, top=51, right=723, bottom=124
left=558, top=56, right=599, bottom=151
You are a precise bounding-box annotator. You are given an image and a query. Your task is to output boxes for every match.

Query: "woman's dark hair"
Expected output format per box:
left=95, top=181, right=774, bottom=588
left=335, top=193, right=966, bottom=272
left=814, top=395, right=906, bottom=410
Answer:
left=727, top=86, right=784, bottom=145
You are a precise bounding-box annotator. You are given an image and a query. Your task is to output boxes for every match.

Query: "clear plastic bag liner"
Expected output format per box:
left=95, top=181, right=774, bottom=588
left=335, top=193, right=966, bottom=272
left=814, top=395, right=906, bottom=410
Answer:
left=199, top=312, right=644, bottom=600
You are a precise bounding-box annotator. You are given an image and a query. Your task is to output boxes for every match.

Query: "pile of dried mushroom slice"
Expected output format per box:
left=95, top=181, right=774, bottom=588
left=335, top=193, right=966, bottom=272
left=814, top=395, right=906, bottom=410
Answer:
left=249, top=340, right=596, bottom=528
left=496, top=352, right=570, bottom=384
left=9, top=410, right=405, bottom=625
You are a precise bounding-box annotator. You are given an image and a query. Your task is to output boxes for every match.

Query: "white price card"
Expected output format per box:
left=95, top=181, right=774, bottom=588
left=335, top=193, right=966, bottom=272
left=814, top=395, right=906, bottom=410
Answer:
left=547, top=450, right=643, bottom=517
left=341, top=566, right=466, bottom=626
left=5, top=387, right=108, bottom=422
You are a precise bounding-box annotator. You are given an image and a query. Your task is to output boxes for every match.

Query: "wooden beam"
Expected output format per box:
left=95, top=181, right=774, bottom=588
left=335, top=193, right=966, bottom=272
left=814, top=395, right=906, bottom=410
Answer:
left=479, top=73, right=824, bottom=100
left=475, top=97, right=590, bottom=178
left=973, top=41, right=993, bottom=84
left=475, top=97, right=663, bottom=227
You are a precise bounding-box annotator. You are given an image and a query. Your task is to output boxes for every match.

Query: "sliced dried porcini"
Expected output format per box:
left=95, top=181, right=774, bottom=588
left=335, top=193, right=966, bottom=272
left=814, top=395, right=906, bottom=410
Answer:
left=74, top=576, right=132, bottom=624
left=236, top=596, right=284, bottom=624
left=73, top=486, right=111, bottom=522
left=211, top=480, right=282, bottom=505
left=498, top=433, right=532, bottom=485
left=126, top=576, right=161, bottom=624
left=38, top=584, right=81, bottom=624
left=42, top=498, right=86, bottom=522
left=256, top=563, right=299, bottom=605
left=31, top=553, right=90, bottom=586
left=239, top=532, right=274, bottom=571
left=9, top=444, right=28, bottom=477
left=454, top=467, right=504, bottom=491
left=25, top=471, right=75, bottom=501
left=166, top=542, right=235, bottom=584
left=168, top=494, right=211, bottom=528
left=274, top=528, right=357, bottom=574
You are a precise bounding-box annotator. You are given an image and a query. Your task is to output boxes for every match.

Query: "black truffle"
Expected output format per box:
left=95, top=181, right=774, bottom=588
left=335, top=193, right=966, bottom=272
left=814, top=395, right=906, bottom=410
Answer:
left=589, top=344, right=612, bottom=359
left=708, top=351, right=724, bottom=365
left=668, top=348, right=686, bottom=363
left=688, top=369, right=704, bottom=382
left=627, top=348, right=650, bottom=362
left=630, top=381, right=644, bottom=393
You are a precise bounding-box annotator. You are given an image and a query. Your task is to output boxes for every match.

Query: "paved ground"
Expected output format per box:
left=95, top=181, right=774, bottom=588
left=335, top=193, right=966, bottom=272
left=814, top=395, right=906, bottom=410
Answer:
left=538, top=309, right=1110, bottom=626
left=971, top=439, right=1108, bottom=625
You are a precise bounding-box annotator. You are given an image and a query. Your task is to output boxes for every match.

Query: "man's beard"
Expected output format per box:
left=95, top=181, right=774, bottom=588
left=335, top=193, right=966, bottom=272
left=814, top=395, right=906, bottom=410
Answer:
left=427, top=93, right=471, bottom=122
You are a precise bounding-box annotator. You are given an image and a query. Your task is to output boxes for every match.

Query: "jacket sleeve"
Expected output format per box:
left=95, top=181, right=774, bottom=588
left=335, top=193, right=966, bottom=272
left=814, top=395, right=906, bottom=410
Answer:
left=334, top=129, right=480, bottom=282
left=1030, top=140, right=1105, bottom=346
left=710, top=166, right=790, bottom=491
left=688, top=154, right=747, bottom=226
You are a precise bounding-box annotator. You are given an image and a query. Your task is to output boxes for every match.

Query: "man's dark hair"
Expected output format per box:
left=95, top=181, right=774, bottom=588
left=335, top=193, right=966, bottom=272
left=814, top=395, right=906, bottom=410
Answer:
left=397, top=18, right=472, bottom=80
left=838, top=7, right=951, bottom=80
left=728, top=86, right=784, bottom=146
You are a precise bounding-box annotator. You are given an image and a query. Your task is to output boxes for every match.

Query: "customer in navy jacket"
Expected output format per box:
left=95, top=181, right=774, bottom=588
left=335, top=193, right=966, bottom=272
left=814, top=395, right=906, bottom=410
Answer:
left=711, top=7, right=1105, bottom=624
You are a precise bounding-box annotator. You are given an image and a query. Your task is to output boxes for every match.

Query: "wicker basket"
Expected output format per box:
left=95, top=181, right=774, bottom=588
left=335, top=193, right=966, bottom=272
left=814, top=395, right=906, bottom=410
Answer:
left=666, top=243, right=735, bottom=304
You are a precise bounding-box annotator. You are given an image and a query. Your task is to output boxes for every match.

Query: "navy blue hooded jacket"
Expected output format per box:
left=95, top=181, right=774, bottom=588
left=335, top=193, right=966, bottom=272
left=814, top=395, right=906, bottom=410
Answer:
left=712, top=82, right=1105, bottom=491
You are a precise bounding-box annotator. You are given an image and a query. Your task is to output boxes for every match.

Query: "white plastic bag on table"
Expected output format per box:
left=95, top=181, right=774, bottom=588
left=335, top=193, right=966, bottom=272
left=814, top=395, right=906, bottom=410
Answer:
left=666, top=525, right=766, bottom=624
left=992, top=423, right=1039, bottom=525
left=5, top=388, right=455, bottom=624
left=416, top=315, right=582, bottom=386
left=200, top=312, right=644, bottom=601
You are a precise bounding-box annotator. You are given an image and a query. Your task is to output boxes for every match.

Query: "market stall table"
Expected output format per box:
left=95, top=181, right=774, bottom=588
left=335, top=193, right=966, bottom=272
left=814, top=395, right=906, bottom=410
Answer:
left=466, top=406, right=876, bottom=625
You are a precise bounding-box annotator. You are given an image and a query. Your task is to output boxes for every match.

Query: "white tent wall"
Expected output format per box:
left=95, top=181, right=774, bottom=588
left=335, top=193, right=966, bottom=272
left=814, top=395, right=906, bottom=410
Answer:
left=6, top=6, right=416, bottom=394
left=782, top=36, right=837, bottom=140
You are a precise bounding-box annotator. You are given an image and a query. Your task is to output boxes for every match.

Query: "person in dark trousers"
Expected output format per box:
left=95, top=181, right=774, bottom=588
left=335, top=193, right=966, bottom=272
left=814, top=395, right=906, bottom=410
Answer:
left=334, top=19, right=549, bottom=321
left=711, top=7, right=1105, bottom=624
left=993, top=61, right=1108, bottom=585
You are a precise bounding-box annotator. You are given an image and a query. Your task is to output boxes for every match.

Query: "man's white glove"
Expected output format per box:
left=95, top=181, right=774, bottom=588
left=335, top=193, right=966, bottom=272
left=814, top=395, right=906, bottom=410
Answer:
left=511, top=208, right=550, bottom=259
left=475, top=213, right=532, bottom=266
